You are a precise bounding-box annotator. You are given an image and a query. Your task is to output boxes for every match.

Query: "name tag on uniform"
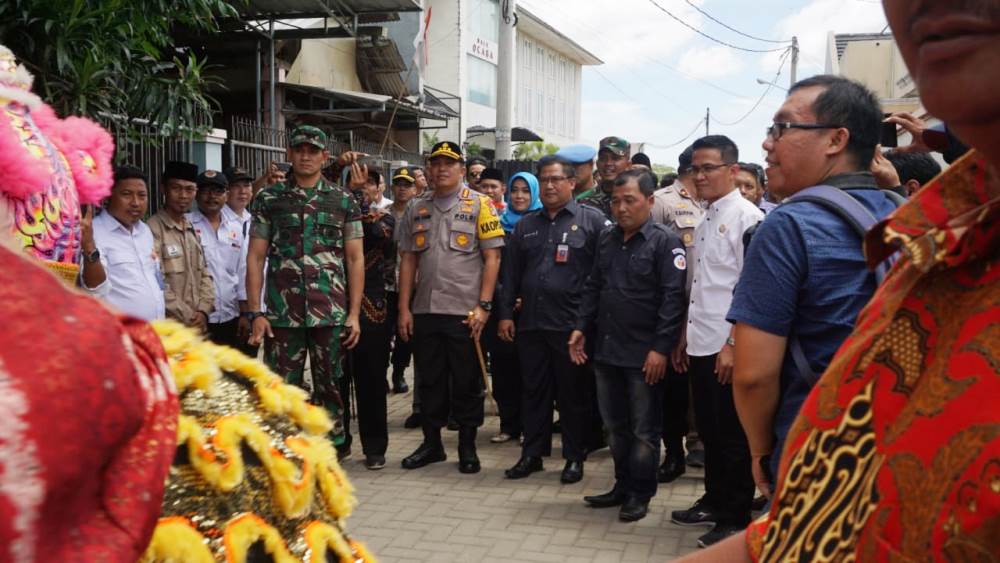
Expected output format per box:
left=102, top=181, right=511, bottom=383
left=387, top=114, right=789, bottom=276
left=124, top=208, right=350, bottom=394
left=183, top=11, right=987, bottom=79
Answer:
left=555, top=244, right=569, bottom=263
left=165, top=244, right=182, bottom=258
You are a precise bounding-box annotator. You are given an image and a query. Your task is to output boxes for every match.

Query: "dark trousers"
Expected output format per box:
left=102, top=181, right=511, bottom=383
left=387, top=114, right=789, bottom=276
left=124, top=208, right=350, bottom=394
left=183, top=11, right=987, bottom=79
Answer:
left=339, top=313, right=391, bottom=456
left=594, top=363, right=664, bottom=501
left=662, top=366, right=690, bottom=458
left=388, top=291, right=420, bottom=412
left=412, top=314, right=484, bottom=432
left=207, top=317, right=260, bottom=358
left=689, top=354, right=754, bottom=525
left=517, top=330, right=591, bottom=461
left=265, top=326, right=345, bottom=445
left=484, top=315, right=522, bottom=436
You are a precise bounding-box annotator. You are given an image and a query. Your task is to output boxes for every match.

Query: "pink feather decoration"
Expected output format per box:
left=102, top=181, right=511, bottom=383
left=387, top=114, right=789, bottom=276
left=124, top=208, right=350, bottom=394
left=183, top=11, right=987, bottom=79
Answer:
left=33, top=105, right=115, bottom=204
left=0, top=108, right=51, bottom=200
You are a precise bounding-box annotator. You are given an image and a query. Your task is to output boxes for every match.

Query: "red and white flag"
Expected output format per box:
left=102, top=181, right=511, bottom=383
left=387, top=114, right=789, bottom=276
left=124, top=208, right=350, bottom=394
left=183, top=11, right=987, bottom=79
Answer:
left=413, top=6, right=432, bottom=80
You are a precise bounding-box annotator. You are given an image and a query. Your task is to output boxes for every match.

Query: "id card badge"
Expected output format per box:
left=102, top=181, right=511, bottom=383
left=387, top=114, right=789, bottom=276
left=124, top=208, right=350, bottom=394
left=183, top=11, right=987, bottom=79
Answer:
left=555, top=232, right=570, bottom=263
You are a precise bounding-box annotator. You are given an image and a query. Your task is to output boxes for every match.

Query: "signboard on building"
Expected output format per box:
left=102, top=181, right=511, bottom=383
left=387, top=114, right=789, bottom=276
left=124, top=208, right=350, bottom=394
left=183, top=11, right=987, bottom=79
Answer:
left=470, top=37, right=499, bottom=65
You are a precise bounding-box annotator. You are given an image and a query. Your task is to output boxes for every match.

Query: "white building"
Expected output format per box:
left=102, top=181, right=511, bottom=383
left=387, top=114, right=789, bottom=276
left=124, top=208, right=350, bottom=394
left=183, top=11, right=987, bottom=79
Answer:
left=423, top=0, right=602, bottom=153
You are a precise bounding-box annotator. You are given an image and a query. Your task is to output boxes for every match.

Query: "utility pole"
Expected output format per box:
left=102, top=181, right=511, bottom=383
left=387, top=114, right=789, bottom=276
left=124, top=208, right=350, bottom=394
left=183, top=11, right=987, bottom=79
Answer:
left=495, top=0, right=517, bottom=160
left=705, top=107, right=710, bottom=136
left=790, top=36, right=799, bottom=89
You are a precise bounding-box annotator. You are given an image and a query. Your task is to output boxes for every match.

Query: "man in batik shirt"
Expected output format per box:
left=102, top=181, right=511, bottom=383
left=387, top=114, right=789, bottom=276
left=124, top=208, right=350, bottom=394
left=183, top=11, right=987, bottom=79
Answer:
left=684, top=0, right=999, bottom=560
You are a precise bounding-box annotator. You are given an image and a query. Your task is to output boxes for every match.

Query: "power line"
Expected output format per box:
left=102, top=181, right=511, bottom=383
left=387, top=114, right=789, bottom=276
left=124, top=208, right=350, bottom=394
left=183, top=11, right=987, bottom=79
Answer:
left=711, top=47, right=792, bottom=127
left=683, top=0, right=792, bottom=44
left=646, top=0, right=789, bottom=53
left=644, top=118, right=707, bottom=149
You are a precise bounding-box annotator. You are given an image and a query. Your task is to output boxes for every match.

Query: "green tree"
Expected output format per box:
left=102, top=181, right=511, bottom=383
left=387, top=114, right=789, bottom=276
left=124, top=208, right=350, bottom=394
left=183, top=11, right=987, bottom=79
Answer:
left=421, top=131, right=440, bottom=152
left=513, top=141, right=559, bottom=161
left=0, top=0, right=239, bottom=137
left=465, top=142, right=483, bottom=157
left=652, top=164, right=676, bottom=177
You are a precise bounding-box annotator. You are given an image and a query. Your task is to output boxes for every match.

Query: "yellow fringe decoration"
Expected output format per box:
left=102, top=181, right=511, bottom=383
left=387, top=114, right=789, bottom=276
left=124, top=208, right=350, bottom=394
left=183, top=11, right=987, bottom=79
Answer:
left=139, top=517, right=215, bottom=563
left=176, top=414, right=356, bottom=520
left=153, top=320, right=332, bottom=436
left=303, top=522, right=357, bottom=563
left=223, top=514, right=298, bottom=563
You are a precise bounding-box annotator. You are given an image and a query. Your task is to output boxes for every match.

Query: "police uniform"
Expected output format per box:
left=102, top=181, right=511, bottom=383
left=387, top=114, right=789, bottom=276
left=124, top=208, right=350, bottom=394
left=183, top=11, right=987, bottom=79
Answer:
left=248, top=126, right=364, bottom=445
left=650, top=180, right=704, bottom=479
left=397, top=142, right=505, bottom=472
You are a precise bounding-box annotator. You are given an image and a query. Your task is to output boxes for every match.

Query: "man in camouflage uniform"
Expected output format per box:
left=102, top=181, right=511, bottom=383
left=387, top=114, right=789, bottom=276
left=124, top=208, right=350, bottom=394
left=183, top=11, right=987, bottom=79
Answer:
left=245, top=125, right=365, bottom=446
left=579, top=136, right=632, bottom=220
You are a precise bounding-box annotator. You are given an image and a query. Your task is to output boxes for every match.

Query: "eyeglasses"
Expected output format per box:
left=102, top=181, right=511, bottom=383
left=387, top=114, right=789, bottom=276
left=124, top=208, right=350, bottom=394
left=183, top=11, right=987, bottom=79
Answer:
left=688, top=163, right=732, bottom=176
left=766, top=122, right=842, bottom=141
left=538, top=175, right=569, bottom=185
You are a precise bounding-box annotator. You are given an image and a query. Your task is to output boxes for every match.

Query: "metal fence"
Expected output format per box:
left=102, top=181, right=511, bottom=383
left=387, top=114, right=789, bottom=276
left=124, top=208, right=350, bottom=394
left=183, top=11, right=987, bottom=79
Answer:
left=226, top=116, right=288, bottom=178
left=100, top=115, right=199, bottom=215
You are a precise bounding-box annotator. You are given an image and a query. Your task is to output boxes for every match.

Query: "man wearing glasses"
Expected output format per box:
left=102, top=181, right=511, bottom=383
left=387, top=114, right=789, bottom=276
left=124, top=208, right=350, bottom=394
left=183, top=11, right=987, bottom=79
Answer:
left=669, top=135, right=763, bottom=547
left=498, top=154, right=610, bottom=484
left=726, top=76, right=898, bottom=508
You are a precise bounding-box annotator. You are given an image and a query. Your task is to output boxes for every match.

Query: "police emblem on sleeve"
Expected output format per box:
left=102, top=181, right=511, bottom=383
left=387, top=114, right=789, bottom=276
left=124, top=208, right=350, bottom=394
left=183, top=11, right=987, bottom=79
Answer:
left=414, top=233, right=426, bottom=247
left=674, top=254, right=687, bottom=270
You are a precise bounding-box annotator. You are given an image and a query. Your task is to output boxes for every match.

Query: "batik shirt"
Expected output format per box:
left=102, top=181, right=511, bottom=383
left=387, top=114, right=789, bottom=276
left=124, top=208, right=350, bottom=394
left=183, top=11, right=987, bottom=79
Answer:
left=747, top=151, right=1000, bottom=561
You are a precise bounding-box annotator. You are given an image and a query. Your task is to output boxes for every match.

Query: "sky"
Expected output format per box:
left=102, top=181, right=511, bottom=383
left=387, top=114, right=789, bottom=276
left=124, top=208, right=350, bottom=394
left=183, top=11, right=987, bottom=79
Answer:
left=515, top=0, right=889, bottom=169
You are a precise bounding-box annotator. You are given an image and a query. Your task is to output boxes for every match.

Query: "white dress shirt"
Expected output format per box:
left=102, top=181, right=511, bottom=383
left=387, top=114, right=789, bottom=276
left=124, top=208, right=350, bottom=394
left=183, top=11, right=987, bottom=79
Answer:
left=224, top=204, right=266, bottom=314
left=687, top=188, right=764, bottom=356
left=81, top=211, right=166, bottom=320
left=188, top=209, right=248, bottom=324
left=371, top=196, right=393, bottom=211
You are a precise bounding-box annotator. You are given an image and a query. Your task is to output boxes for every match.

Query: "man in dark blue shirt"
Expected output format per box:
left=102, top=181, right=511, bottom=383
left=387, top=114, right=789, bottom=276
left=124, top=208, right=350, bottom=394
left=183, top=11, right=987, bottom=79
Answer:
left=727, top=75, right=899, bottom=499
left=498, top=155, right=611, bottom=484
left=570, top=169, right=687, bottom=522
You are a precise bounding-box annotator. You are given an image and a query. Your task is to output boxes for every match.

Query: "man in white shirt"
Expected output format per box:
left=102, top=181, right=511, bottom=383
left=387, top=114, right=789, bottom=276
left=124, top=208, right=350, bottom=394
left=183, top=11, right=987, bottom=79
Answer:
left=188, top=170, right=248, bottom=348
left=224, top=166, right=262, bottom=355
left=79, top=166, right=165, bottom=320
left=669, top=135, right=763, bottom=548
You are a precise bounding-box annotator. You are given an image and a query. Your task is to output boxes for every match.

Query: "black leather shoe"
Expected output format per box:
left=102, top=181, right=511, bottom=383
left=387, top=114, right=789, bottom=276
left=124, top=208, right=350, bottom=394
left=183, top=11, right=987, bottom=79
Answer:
left=457, top=428, right=480, bottom=474
left=619, top=497, right=649, bottom=522
left=391, top=369, right=409, bottom=393
left=657, top=455, right=686, bottom=483
left=446, top=418, right=460, bottom=431
left=401, top=442, right=446, bottom=469
left=560, top=460, right=584, bottom=484
left=505, top=456, right=544, bottom=479
left=583, top=489, right=626, bottom=508
left=403, top=412, right=422, bottom=429
left=670, top=499, right=719, bottom=527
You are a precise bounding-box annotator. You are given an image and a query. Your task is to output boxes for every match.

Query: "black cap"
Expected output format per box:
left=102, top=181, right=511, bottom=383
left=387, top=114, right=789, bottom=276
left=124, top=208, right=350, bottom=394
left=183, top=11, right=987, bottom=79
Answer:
left=164, top=161, right=199, bottom=183
left=678, top=145, right=694, bottom=173
left=479, top=167, right=504, bottom=183
left=631, top=152, right=652, bottom=168
left=224, top=166, right=254, bottom=183
left=196, top=170, right=228, bottom=189
left=429, top=141, right=463, bottom=161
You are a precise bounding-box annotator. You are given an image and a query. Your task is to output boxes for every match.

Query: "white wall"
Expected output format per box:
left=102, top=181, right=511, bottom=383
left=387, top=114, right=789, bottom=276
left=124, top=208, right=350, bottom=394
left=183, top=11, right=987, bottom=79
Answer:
left=425, top=0, right=465, bottom=143
left=286, top=38, right=363, bottom=92
left=515, top=33, right=582, bottom=147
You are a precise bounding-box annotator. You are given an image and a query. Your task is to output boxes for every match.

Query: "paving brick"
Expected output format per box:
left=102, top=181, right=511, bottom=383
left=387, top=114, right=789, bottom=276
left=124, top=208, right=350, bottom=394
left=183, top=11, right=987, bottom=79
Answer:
left=344, top=369, right=700, bottom=562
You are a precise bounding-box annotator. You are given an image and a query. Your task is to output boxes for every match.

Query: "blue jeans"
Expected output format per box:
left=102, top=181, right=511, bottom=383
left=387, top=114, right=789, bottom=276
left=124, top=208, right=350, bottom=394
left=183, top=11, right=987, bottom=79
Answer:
left=594, top=363, right=665, bottom=501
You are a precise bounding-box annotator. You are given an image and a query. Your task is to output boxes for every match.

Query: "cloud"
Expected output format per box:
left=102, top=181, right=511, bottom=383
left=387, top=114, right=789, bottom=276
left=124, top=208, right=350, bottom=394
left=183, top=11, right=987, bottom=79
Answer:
left=677, top=45, right=742, bottom=80
left=517, top=0, right=704, bottom=67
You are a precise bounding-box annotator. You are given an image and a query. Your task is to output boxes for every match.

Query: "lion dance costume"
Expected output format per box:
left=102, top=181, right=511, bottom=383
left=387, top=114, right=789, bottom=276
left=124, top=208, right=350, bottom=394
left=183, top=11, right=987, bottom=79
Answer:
left=0, top=45, right=373, bottom=562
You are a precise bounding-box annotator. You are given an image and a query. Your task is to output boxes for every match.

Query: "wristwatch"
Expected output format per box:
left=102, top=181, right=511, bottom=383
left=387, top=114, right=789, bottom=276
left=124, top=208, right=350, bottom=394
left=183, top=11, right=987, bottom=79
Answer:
left=242, top=311, right=265, bottom=321
left=85, top=248, right=101, bottom=264
left=478, top=300, right=493, bottom=312
left=726, top=336, right=736, bottom=347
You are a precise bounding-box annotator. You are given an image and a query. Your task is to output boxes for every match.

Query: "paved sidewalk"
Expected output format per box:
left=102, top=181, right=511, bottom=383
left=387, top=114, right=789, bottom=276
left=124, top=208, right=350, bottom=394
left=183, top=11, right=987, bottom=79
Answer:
left=340, top=373, right=704, bottom=562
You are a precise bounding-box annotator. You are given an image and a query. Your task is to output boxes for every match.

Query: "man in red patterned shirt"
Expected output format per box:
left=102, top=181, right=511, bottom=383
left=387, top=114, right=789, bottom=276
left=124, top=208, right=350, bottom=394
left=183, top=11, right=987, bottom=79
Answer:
left=682, top=0, right=1000, bottom=560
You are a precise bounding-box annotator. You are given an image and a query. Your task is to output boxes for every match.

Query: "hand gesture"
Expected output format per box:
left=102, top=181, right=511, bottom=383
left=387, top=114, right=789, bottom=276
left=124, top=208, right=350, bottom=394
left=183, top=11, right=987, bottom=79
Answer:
left=715, top=343, right=734, bottom=384
left=250, top=315, right=274, bottom=346
left=267, top=162, right=287, bottom=186
left=337, top=151, right=367, bottom=167
left=237, top=315, right=252, bottom=342
left=498, top=319, right=516, bottom=342
left=870, top=145, right=901, bottom=189
left=349, top=162, right=369, bottom=191
left=343, top=315, right=361, bottom=350
left=568, top=330, right=588, bottom=365
left=884, top=113, right=930, bottom=154
left=80, top=205, right=96, bottom=252
left=464, top=306, right=489, bottom=340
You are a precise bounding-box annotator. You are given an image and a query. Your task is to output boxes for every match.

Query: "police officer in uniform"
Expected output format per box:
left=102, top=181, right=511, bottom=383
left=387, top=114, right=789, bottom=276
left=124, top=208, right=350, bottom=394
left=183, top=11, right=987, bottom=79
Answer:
left=245, top=126, right=366, bottom=448
left=397, top=141, right=505, bottom=474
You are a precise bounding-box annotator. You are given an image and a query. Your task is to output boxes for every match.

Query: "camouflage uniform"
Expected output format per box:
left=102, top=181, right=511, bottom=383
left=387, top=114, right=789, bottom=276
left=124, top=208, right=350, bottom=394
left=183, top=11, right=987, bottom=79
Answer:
left=578, top=185, right=613, bottom=221
left=249, top=174, right=363, bottom=444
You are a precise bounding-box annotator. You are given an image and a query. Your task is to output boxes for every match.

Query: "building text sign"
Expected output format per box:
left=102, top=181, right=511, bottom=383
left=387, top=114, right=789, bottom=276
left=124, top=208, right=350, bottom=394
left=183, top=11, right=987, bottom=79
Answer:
left=470, top=37, right=499, bottom=65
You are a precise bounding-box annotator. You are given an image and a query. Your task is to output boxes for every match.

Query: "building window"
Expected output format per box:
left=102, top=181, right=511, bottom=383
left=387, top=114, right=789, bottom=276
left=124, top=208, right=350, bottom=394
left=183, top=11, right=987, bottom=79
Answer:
left=468, top=55, right=497, bottom=107
left=468, top=0, right=499, bottom=43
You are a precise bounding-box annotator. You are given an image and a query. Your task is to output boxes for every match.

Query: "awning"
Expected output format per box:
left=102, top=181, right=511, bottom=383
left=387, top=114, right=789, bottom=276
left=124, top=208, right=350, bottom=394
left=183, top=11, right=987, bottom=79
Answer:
left=423, top=87, right=461, bottom=119
left=467, top=126, right=544, bottom=142
left=242, top=0, right=420, bottom=19
left=281, top=82, right=451, bottom=122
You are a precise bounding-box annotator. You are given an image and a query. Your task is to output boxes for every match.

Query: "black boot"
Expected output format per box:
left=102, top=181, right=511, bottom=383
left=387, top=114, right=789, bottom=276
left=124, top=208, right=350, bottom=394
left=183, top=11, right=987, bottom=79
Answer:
left=391, top=368, right=409, bottom=394
left=401, top=427, right=446, bottom=469
left=457, top=427, right=481, bottom=474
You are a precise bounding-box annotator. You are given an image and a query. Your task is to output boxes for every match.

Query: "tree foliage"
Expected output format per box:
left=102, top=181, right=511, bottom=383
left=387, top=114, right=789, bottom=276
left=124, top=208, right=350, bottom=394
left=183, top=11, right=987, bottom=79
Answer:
left=513, top=141, right=559, bottom=161
left=0, top=0, right=239, bottom=137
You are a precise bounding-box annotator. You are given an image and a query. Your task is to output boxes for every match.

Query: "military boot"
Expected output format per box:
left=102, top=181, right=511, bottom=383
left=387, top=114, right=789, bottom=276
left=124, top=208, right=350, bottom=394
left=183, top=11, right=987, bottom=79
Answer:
left=457, top=427, right=480, bottom=474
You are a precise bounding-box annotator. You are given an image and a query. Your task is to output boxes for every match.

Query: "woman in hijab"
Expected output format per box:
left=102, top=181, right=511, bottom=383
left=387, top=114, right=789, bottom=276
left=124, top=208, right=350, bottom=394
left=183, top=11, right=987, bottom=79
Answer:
left=500, top=172, right=542, bottom=234
left=487, top=171, right=542, bottom=444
